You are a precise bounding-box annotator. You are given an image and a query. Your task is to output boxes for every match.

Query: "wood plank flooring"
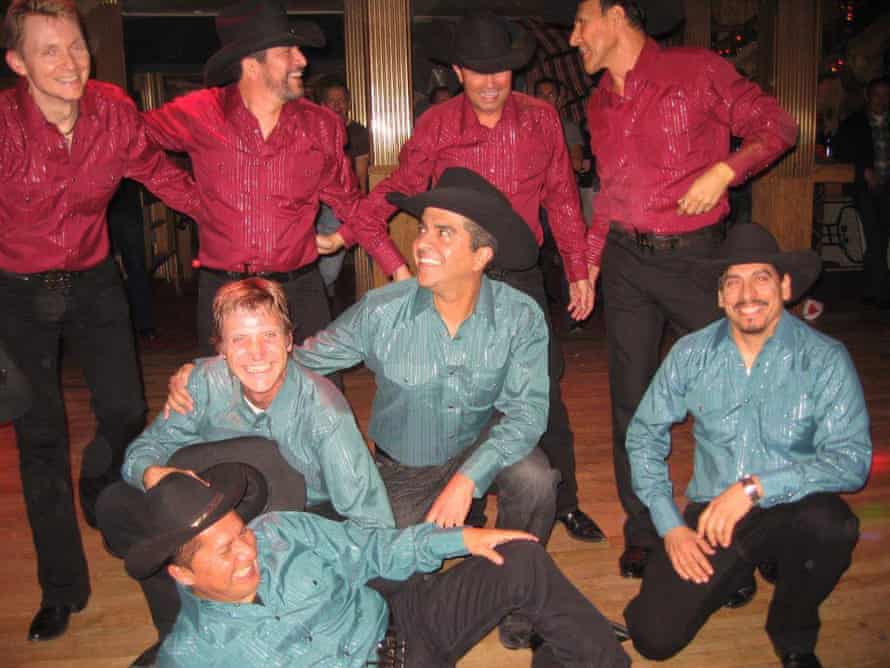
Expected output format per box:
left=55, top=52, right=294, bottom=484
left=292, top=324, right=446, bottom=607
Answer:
left=1, top=298, right=888, bottom=667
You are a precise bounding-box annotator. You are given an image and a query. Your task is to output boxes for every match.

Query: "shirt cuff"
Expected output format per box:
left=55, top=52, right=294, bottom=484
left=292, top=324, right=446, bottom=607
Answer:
left=368, top=239, right=409, bottom=277
left=723, top=153, right=758, bottom=188
left=565, top=257, right=589, bottom=283
left=650, top=496, right=685, bottom=537
left=459, top=452, right=499, bottom=498
left=427, top=526, right=469, bottom=560
left=754, top=469, right=797, bottom=508
left=338, top=224, right=357, bottom=248
left=586, top=234, right=606, bottom=268
left=124, top=458, right=152, bottom=491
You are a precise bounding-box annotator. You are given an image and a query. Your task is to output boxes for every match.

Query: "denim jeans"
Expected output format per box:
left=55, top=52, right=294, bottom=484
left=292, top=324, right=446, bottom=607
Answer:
left=315, top=204, right=346, bottom=291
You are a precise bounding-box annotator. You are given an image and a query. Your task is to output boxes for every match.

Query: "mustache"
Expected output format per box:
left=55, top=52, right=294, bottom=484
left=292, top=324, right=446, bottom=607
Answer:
left=733, top=299, right=768, bottom=310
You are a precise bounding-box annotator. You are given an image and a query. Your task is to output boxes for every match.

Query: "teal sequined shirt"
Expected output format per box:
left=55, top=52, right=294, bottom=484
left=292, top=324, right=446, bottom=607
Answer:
left=627, top=313, right=872, bottom=537
left=158, top=512, right=466, bottom=667
left=123, top=358, right=394, bottom=528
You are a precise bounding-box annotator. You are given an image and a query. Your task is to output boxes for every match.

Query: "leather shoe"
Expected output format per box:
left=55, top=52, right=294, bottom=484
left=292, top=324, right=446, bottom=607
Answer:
left=758, top=560, right=778, bottom=585
left=781, top=651, right=823, bottom=668
left=723, top=577, right=756, bottom=608
left=619, top=545, right=650, bottom=578
left=131, top=641, right=161, bottom=667
left=28, top=604, right=81, bottom=641
left=498, top=613, right=533, bottom=650
left=558, top=509, right=606, bottom=542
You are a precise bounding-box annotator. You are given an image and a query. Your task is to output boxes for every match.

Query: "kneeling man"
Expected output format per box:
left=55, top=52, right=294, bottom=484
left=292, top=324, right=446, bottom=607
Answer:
left=132, top=463, right=630, bottom=667
left=624, top=224, right=871, bottom=668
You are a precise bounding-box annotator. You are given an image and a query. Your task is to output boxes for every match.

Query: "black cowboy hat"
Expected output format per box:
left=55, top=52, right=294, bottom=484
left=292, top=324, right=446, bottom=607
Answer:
left=0, top=341, right=31, bottom=423
left=204, top=0, right=325, bottom=87
left=168, top=436, right=306, bottom=513
left=386, top=167, right=539, bottom=272
left=124, top=462, right=269, bottom=580
left=450, top=12, right=537, bottom=74
left=544, top=1, right=685, bottom=38
left=701, top=223, right=822, bottom=303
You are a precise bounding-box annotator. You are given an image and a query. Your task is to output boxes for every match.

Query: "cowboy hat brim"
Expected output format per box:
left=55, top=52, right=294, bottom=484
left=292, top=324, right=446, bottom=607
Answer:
left=700, top=249, right=822, bottom=303
left=124, top=463, right=268, bottom=580
left=387, top=185, right=539, bottom=272
left=204, top=21, right=325, bottom=87
left=453, top=28, right=537, bottom=73
left=168, top=437, right=306, bottom=515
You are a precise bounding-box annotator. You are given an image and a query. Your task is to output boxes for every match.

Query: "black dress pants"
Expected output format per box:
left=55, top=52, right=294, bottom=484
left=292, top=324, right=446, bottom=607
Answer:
left=601, top=228, right=722, bottom=548
left=0, top=257, right=146, bottom=608
left=496, top=266, right=579, bottom=516
left=624, top=494, right=859, bottom=660
left=388, top=541, right=630, bottom=667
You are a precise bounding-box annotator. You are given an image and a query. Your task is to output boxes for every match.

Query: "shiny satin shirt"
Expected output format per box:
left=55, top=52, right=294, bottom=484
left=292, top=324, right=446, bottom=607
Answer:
left=585, top=39, right=799, bottom=266
left=123, top=357, right=394, bottom=529
left=295, top=277, right=550, bottom=495
left=348, top=92, right=590, bottom=280
left=0, top=79, right=199, bottom=273
left=158, top=512, right=466, bottom=667
left=143, top=85, right=400, bottom=273
left=627, top=313, right=871, bottom=537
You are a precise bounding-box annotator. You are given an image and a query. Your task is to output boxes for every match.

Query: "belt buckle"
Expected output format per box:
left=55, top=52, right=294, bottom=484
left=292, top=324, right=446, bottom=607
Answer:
left=43, top=270, right=71, bottom=291
left=372, top=633, right=407, bottom=668
left=635, top=230, right=655, bottom=253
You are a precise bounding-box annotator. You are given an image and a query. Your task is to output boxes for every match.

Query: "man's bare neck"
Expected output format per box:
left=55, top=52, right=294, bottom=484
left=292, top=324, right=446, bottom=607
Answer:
left=238, top=82, right=284, bottom=140
left=29, top=84, right=78, bottom=134
left=607, top=30, right=647, bottom=96
left=433, top=283, right=482, bottom=338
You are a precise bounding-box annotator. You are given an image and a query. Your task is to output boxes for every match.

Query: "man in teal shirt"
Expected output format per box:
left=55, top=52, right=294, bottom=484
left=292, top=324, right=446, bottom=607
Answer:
left=128, top=463, right=629, bottom=667
left=623, top=225, right=871, bottom=668
left=99, top=277, right=393, bottom=665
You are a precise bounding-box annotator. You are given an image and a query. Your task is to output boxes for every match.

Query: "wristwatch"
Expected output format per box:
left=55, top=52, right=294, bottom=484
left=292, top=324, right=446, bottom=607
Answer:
left=739, top=475, right=761, bottom=506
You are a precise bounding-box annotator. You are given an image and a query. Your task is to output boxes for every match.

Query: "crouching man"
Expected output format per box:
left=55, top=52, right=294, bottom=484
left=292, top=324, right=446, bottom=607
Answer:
left=624, top=224, right=872, bottom=668
left=129, top=462, right=630, bottom=667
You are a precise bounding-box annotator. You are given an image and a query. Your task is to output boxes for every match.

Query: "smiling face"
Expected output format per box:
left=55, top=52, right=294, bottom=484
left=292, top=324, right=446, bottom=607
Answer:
left=168, top=511, right=260, bottom=604
left=412, top=206, right=493, bottom=296
left=5, top=13, right=90, bottom=110
left=452, top=66, right=512, bottom=126
left=718, top=262, right=791, bottom=340
left=218, top=305, right=292, bottom=409
left=569, top=0, right=622, bottom=75
left=248, top=45, right=307, bottom=103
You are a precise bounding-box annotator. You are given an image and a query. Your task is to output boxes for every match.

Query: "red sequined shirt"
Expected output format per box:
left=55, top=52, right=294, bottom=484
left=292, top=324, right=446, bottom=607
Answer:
left=0, top=79, right=199, bottom=273
left=143, top=85, right=400, bottom=273
left=350, top=93, right=590, bottom=281
left=586, top=39, right=798, bottom=265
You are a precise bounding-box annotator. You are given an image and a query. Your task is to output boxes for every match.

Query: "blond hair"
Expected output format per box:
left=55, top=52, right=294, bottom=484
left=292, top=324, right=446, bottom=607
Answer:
left=211, top=278, right=293, bottom=345
left=3, top=0, right=82, bottom=51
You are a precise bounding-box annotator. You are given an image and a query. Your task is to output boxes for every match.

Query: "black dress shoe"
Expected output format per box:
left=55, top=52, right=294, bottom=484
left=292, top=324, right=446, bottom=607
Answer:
left=131, top=641, right=161, bottom=667
left=619, top=546, right=650, bottom=578
left=723, top=577, right=756, bottom=608
left=558, top=509, right=606, bottom=542
left=781, top=651, right=823, bottom=668
left=28, top=604, right=81, bottom=641
left=758, top=559, right=778, bottom=585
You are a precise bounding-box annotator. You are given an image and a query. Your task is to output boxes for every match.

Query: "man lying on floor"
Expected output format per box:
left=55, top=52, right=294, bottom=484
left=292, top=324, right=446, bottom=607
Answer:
left=128, top=462, right=630, bottom=667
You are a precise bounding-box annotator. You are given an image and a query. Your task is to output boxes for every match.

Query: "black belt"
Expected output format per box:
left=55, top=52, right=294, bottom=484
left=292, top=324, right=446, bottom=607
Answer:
left=202, top=264, right=316, bottom=284
left=0, top=259, right=106, bottom=291
left=367, top=619, right=407, bottom=668
left=609, top=221, right=725, bottom=252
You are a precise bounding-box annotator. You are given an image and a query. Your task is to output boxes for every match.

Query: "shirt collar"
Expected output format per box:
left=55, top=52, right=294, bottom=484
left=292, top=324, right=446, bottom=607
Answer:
left=15, top=77, right=97, bottom=136
left=717, top=309, right=795, bottom=357
left=408, top=275, right=496, bottom=327
left=598, top=37, right=661, bottom=95
left=458, top=92, right=519, bottom=138
left=222, top=83, right=300, bottom=134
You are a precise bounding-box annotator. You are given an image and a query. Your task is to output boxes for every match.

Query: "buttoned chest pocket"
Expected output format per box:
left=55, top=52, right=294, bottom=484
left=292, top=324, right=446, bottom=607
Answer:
left=758, top=390, right=817, bottom=453
left=687, top=385, right=740, bottom=445
left=278, top=144, right=325, bottom=197
left=640, top=87, right=698, bottom=168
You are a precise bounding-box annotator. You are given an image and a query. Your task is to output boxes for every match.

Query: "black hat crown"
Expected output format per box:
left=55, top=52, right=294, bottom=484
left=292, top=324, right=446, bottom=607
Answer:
left=451, top=12, right=536, bottom=74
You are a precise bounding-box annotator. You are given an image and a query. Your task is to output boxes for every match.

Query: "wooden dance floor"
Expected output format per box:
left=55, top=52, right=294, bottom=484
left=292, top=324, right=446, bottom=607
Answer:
left=1, top=290, right=888, bottom=667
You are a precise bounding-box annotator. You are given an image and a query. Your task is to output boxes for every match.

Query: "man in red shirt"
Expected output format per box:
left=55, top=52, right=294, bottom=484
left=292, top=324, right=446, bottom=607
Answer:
left=322, top=12, right=606, bottom=555
left=0, top=0, right=200, bottom=642
left=570, top=0, right=798, bottom=580
left=142, top=0, right=404, bottom=355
